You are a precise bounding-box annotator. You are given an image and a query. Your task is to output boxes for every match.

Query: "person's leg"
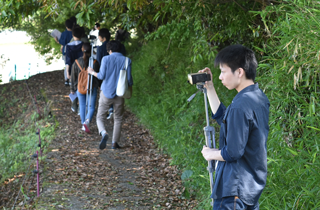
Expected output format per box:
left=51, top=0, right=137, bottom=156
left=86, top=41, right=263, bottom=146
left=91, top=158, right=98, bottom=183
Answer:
left=107, top=104, right=114, bottom=119
left=96, top=91, right=113, bottom=149
left=111, top=96, right=124, bottom=148
left=83, top=87, right=98, bottom=133
left=85, top=87, right=98, bottom=123
left=213, top=196, right=247, bottom=210
left=63, top=55, right=69, bottom=86
left=96, top=91, right=112, bottom=134
left=71, top=97, right=78, bottom=112
left=77, top=91, right=86, bottom=125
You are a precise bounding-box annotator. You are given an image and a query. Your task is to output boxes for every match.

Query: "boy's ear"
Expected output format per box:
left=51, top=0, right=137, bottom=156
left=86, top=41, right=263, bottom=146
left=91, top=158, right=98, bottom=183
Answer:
left=238, top=68, right=245, bottom=78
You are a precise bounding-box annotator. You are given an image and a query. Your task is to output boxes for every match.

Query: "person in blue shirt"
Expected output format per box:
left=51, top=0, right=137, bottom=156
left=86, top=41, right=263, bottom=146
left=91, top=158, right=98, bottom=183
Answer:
left=199, top=45, right=270, bottom=210
left=55, top=19, right=73, bottom=86
left=87, top=40, right=133, bottom=150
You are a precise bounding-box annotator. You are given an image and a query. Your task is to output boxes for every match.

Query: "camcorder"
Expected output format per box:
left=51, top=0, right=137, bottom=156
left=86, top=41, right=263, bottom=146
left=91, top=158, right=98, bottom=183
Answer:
left=89, top=35, right=96, bottom=40
left=187, top=73, right=211, bottom=85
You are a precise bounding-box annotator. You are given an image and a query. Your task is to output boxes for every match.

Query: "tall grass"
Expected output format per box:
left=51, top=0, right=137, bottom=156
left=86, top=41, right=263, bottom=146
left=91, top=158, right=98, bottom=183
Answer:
left=254, top=1, right=320, bottom=209
left=126, top=2, right=320, bottom=208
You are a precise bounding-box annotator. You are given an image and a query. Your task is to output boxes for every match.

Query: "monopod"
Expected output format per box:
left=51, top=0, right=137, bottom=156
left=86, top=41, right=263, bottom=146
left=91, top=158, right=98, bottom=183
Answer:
left=85, top=35, right=96, bottom=119
left=187, top=82, right=216, bottom=206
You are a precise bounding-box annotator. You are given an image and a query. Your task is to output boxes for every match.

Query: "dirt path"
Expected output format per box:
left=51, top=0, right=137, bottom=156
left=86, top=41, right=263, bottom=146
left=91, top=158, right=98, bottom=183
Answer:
left=3, top=70, right=198, bottom=209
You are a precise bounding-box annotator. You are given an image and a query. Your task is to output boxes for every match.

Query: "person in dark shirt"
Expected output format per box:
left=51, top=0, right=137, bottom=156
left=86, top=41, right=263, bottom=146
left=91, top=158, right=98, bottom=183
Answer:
left=96, top=28, right=110, bottom=65
left=65, top=27, right=83, bottom=114
left=96, top=28, right=114, bottom=119
left=54, top=19, right=73, bottom=86
left=200, top=45, right=270, bottom=210
left=65, top=27, right=83, bottom=79
left=115, top=26, right=129, bottom=56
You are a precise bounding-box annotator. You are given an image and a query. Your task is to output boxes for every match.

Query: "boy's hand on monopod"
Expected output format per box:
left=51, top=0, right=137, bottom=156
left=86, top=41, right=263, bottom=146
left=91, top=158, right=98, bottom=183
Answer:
left=87, top=67, right=94, bottom=74
left=202, top=145, right=220, bottom=161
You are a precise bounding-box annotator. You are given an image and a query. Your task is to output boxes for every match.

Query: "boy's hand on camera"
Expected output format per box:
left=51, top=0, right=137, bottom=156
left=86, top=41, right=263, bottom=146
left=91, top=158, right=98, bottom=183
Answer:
left=199, top=67, right=213, bottom=89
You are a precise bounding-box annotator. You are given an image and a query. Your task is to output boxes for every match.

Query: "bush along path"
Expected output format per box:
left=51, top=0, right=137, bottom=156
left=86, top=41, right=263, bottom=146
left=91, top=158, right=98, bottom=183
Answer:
left=3, top=70, right=198, bottom=209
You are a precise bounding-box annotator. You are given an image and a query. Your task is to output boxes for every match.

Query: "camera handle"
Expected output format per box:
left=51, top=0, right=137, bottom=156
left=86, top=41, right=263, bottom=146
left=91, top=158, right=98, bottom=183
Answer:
left=188, top=83, right=216, bottom=206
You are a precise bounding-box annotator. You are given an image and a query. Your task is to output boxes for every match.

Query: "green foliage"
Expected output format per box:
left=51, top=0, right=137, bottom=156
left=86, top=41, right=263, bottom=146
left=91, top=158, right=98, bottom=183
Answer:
left=0, top=0, right=41, bottom=30
left=251, top=1, right=320, bottom=209
left=1, top=0, right=269, bottom=64
left=0, top=88, right=56, bottom=182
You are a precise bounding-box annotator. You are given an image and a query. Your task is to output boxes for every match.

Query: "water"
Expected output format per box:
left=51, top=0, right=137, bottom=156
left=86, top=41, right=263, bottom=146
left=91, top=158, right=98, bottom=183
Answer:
left=0, top=30, right=65, bottom=84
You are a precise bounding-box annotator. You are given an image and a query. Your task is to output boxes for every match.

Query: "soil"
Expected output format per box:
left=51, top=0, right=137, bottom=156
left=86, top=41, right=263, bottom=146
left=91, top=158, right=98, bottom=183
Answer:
left=0, top=70, right=198, bottom=209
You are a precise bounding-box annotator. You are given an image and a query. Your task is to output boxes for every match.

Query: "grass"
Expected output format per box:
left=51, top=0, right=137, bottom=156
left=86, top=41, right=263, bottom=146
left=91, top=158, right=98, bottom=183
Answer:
left=0, top=82, right=56, bottom=183
left=125, top=5, right=320, bottom=207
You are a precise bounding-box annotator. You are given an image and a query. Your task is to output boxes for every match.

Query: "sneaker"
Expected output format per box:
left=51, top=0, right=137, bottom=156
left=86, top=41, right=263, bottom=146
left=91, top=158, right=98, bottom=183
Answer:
left=81, top=125, right=85, bottom=131
left=71, top=107, right=76, bottom=113
left=83, top=120, right=90, bottom=134
left=69, top=82, right=72, bottom=86
left=65, top=79, right=70, bottom=86
left=111, top=142, right=121, bottom=149
left=99, top=133, right=109, bottom=150
left=107, top=112, right=113, bottom=120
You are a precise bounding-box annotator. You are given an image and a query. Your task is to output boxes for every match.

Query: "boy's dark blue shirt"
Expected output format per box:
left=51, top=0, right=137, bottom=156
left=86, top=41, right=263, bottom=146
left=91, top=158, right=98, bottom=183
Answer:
left=66, top=41, right=83, bottom=74
left=211, top=83, right=270, bottom=206
left=96, top=41, right=109, bottom=65
left=59, top=30, right=73, bottom=56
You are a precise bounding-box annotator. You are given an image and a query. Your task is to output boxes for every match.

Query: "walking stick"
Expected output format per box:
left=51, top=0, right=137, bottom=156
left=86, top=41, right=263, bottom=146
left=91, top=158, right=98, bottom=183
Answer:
left=188, top=83, right=216, bottom=206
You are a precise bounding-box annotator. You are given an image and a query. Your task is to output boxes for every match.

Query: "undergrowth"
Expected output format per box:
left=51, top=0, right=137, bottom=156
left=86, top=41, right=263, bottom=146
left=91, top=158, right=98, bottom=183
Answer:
left=125, top=2, right=320, bottom=207
left=0, top=82, right=56, bottom=183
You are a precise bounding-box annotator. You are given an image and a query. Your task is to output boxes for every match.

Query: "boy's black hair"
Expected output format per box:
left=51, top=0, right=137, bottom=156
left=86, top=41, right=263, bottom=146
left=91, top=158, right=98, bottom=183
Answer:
left=79, top=27, right=86, bottom=37
left=72, top=27, right=83, bottom=39
left=82, top=42, right=92, bottom=69
left=106, top=40, right=121, bottom=53
left=95, top=23, right=100, bottom=28
left=69, top=16, right=77, bottom=25
left=214, top=44, right=257, bottom=81
left=98, top=28, right=110, bottom=41
left=65, top=19, right=73, bottom=29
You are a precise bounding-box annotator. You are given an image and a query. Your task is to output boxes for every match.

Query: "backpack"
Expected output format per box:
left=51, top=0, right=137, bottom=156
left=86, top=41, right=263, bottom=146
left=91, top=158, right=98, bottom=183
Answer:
left=75, top=59, right=96, bottom=95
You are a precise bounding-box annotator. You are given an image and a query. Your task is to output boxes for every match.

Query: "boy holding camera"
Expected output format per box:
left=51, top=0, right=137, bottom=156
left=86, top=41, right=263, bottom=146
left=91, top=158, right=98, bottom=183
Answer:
left=200, top=45, right=270, bottom=210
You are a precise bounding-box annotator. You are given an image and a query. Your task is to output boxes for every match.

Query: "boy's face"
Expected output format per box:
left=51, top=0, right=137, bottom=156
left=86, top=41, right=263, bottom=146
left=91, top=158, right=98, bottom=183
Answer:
left=219, top=64, right=240, bottom=90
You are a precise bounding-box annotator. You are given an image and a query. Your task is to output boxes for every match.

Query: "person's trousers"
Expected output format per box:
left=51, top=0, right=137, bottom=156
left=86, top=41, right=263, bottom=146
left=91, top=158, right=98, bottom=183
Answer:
left=71, top=97, right=79, bottom=112
left=77, top=87, right=97, bottom=124
left=96, top=91, right=124, bottom=143
left=213, top=196, right=259, bottom=210
left=62, top=55, right=67, bottom=81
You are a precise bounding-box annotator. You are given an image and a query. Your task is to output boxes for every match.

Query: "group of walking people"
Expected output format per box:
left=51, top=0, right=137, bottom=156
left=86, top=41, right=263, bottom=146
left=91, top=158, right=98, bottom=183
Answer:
left=54, top=17, right=132, bottom=150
